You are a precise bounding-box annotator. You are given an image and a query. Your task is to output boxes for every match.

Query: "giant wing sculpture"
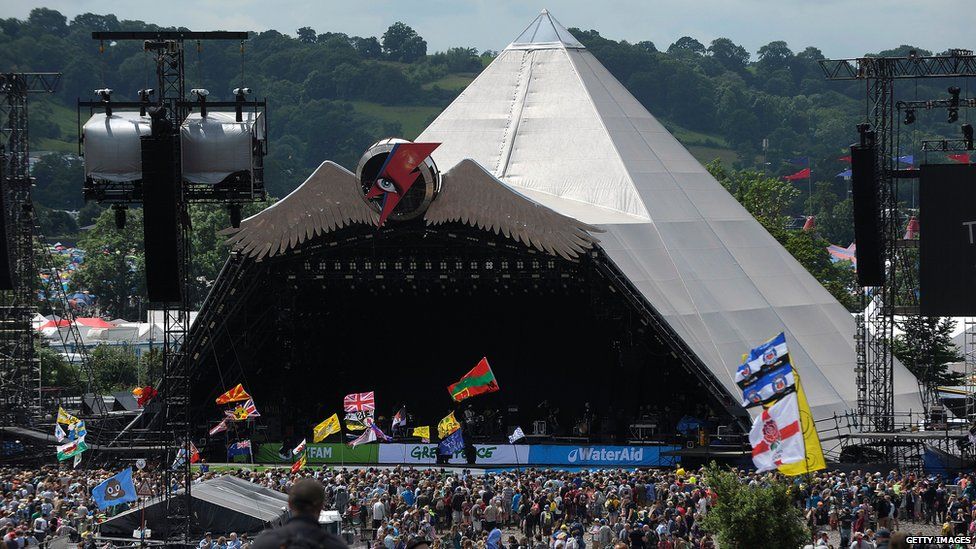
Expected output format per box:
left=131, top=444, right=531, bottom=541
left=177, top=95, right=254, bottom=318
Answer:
left=425, top=159, right=601, bottom=260
left=221, top=161, right=378, bottom=260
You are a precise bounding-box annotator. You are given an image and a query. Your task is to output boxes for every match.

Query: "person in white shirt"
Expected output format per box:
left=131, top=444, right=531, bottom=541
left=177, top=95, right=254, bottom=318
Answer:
left=372, top=498, right=387, bottom=529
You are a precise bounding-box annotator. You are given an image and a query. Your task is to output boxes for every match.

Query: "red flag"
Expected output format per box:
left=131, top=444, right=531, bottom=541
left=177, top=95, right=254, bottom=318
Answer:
left=837, top=156, right=852, bottom=162
left=136, top=386, right=157, bottom=407
left=948, top=153, right=971, bottom=163
left=291, top=452, right=306, bottom=473
left=215, top=383, right=251, bottom=405
left=783, top=168, right=811, bottom=181
left=189, top=441, right=201, bottom=463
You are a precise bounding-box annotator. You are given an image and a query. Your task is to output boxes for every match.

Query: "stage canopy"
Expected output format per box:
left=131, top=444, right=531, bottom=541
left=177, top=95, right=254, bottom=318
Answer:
left=416, top=10, right=923, bottom=418
left=99, top=475, right=288, bottom=538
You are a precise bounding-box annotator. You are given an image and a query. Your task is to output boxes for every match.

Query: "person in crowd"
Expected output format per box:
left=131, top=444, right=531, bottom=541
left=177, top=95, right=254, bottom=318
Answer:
left=252, top=478, right=346, bottom=549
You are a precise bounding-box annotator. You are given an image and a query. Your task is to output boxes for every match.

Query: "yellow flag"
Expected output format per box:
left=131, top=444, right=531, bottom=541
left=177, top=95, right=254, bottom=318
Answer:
left=777, top=369, right=826, bottom=476
left=313, top=413, right=341, bottom=443
left=412, top=426, right=430, bottom=441
left=438, top=412, right=460, bottom=439
left=57, top=407, right=79, bottom=425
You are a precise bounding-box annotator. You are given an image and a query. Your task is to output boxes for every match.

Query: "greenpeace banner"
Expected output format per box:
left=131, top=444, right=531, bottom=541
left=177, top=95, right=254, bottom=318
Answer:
left=256, top=443, right=378, bottom=464
left=526, top=445, right=678, bottom=467
left=378, top=444, right=530, bottom=465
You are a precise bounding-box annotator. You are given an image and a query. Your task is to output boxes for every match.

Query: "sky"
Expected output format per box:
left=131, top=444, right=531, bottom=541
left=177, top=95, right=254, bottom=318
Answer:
left=1, top=0, right=971, bottom=59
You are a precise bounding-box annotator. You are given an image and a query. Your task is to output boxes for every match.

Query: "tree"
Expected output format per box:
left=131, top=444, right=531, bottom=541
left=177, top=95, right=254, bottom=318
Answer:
left=27, top=8, right=68, bottom=37
left=31, top=153, right=85, bottom=210
left=701, top=463, right=809, bottom=548
left=757, top=40, right=794, bottom=74
left=91, top=344, right=140, bottom=393
left=708, top=38, right=749, bottom=72
left=707, top=160, right=798, bottom=241
left=352, top=36, right=382, bottom=59
left=784, top=230, right=857, bottom=311
left=296, top=26, right=317, bottom=44
left=38, top=343, right=82, bottom=391
left=892, top=316, right=964, bottom=387
left=382, top=22, right=427, bottom=62
left=72, top=208, right=145, bottom=319
left=667, top=36, right=706, bottom=57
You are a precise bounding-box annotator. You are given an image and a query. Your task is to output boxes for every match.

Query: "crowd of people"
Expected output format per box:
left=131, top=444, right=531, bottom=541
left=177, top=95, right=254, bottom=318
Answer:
left=1, top=463, right=975, bottom=548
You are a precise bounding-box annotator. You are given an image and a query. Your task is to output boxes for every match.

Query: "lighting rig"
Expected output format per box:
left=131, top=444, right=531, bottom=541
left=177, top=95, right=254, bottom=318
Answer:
left=77, top=31, right=267, bottom=545
left=820, top=48, right=976, bottom=461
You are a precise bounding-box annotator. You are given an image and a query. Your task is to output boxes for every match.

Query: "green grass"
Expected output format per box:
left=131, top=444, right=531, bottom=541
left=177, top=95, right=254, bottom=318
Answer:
left=686, top=145, right=738, bottom=166
left=350, top=101, right=443, bottom=140
left=663, top=121, right=729, bottom=148
left=31, top=98, right=79, bottom=153
left=422, top=73, right=476, bottom=91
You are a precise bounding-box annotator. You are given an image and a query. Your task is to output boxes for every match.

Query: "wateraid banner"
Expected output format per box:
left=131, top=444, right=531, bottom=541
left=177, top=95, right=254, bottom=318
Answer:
left=526, top=445, right=679, bottom=467
left=256, top=443, right=378, bottom=464
left=378, top=444, right=530, bottom=465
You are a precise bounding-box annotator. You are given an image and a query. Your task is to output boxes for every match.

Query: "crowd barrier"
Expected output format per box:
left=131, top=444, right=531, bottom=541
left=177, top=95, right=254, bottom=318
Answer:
left=254, top=443, right=679, bottom=467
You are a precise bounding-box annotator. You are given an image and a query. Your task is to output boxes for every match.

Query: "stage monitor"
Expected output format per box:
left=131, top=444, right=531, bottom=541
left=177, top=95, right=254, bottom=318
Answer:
left=919, top=163, right=976, bottom=316
left=850, top=144, right=884, bottom=286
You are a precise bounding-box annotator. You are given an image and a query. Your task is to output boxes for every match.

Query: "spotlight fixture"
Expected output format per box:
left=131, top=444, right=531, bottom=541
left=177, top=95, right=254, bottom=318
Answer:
left=190, top=88, right=210, bottom=98
left=963, top=123, right=974, bottom=150
left=191, top=88, right=209, bottom=117
left=94, top=88, right=113, bottom=115
left=137, top=88, right=154, bottom=116
left=234, top=87, right=252, bottom=121
left=948, top=86, right=961, bottom=123
left=903, top=108, right=915, bottom=125
left=233, top=87, right=252, bottom=97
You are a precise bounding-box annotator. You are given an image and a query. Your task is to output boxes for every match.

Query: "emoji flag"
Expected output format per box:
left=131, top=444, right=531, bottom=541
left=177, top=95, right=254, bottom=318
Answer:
left=215, top=383, right=251, bottom=405
left=412, top=426, right=430, bottom=443
left=437, top=412, right=461, bottom=439
left=92, top=468, right=137, bottom=510
left=313, top=414, right=341, bottom=443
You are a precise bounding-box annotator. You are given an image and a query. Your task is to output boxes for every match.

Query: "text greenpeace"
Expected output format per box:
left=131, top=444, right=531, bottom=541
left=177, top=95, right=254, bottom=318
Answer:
left=528, top=445, right=676, bottom=466
left=377, top=444, right=529, bottom=465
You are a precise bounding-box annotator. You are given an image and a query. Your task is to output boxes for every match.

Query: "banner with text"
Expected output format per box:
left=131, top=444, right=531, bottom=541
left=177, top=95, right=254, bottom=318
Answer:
left=378, top=443, right=530, bottom=465
left=526, top=445, right=678, bottom=467
left=256, top=443, right=378, bottom=464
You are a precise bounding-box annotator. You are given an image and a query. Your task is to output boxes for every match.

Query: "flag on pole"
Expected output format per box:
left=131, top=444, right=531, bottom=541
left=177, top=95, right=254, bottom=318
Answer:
left=57, top=407, right=79, bottom=425
left=774, top=370, right=827, bottom=476
left=749, top=392, right=805, bottom=472
left=948, top=153, right=971, bottom=163
left=227, top=440, right=252, bottom=460
left=370, top=422, right=392, bottom=442
left=189, top=441, right=201, bottom=463
left=438, top=412, right=461, bottom=439
left=135, top=385, right=158, bottom=407
left=837, top=155, right=852, bottom=162
left=448, top=357, right=500, bottom=402
left=73, top=453, right=82, bottom=469
left=91, top=468, right=138, bottom=510
left=209, top=418, right=229, bottom=436
left=224, top=399, right=260, bottom=421
left=215, top=383, right=251, bottom=405
left=349, top=425, right=377, bottom=447
left=392, top=407, right=406, bottom=428
left=412, top=426, right=430, bottom=443
left=343, top=391, right=375, bottom=412
left=313, top=414, right=341, bottom=443
left=171, top=442, right=201, bottom=470
left=56, top=438, right=87, bottom=461
left=345, top=410, right=372, bottom=431
left=783, top=168, right=811, bottom=181
left=68, top=420, right=87, bottom=441
left=292, top=439, right=307, bottom=456
left=291, top=451, right=307, bottom=473
left=508, top=426, right=526, bottom=444
left=438, top=429, right=464, bottom=456
left=54, top=423, right=66, bottom=443
left=785, top=156, right=809, bottom=166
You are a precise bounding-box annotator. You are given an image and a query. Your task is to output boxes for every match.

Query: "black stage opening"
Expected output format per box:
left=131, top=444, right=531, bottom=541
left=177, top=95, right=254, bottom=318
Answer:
left=190, top=226, right=737, bottom=446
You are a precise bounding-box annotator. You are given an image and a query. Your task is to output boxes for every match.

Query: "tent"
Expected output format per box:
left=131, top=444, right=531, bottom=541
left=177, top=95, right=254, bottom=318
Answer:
left=99, top=475, right=288, bottom=539
left=417, top=10, right=924, bottom=418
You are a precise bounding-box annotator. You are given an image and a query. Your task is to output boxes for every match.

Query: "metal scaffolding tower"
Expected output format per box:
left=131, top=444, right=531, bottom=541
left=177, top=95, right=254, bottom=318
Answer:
left=0, top=72, right=59, bottom=426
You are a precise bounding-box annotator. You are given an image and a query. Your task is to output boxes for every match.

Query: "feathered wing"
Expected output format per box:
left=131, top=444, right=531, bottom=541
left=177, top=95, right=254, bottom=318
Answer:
left=221, top=161, right=378, bottom=260
left=425, top=159, right=601, bottom=259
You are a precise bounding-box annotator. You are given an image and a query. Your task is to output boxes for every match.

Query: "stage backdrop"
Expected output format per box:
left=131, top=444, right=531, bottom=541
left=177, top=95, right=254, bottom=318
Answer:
left=256, top=443, right=378, bottom=464
left=378, top=444, right=531, bottom=465
left=527, top=445, right=678, bottom=467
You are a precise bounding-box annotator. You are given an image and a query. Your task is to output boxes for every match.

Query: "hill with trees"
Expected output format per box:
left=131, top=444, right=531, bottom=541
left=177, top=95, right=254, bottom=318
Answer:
left=3, top=8, right=969, bottom=317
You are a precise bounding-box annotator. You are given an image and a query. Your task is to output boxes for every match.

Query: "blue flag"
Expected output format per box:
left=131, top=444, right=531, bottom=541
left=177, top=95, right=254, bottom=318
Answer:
left=438, top=429, right=464, bottom=456
left=92, top=468, right=138, bottom=510
left=227, top=440, right=252, bottom=460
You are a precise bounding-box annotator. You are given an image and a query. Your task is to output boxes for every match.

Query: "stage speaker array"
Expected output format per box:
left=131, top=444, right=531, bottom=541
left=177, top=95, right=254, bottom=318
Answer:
left=850, top=144, right=884, bottom=287
left=141, top=135, right=183, bottom=303
left=0, top=154, right=12, bottom=291
left=919, top=163, right=976, bottom=316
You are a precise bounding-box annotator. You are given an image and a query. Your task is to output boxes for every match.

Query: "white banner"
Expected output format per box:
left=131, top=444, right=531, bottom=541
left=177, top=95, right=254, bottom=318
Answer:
left=378, top=443, right=530, bottom=465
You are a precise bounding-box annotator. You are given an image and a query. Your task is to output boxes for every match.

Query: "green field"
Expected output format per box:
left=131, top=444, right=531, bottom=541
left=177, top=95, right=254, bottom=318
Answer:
left=31, top=98, right=79, bottom=153
left=350, top=101, right=443, bottom=140
left=422, top=73, right=477, bottom=91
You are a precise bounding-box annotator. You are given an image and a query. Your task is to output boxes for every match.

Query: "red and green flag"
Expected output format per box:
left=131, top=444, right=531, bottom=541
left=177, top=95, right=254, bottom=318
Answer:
left=448, top=357, right=499, bottom=402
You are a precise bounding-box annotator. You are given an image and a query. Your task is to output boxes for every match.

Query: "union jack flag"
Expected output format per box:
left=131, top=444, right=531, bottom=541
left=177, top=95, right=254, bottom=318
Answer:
left=344, top=391, right=375, bottom=412
left=225, top=399, right=261, bottom=421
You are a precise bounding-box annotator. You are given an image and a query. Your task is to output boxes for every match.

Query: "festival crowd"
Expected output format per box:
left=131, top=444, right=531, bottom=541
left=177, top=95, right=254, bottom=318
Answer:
left=1, top=464, right=975, bottom=548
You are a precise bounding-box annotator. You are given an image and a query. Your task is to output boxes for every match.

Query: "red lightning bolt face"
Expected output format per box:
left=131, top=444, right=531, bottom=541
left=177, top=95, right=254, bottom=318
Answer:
left=365, top=142, right=440, bottom=226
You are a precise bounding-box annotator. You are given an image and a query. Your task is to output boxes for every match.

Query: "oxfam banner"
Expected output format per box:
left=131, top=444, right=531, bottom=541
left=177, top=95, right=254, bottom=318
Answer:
left=526, top=445, right=678, bottom=467
left=256, top=443, right=378, bottom=464
left=378, top=444, right=530, bottom=465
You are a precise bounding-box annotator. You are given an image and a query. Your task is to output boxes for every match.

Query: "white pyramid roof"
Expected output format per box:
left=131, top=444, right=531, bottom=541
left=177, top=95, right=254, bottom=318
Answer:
left=418, top=11, right=924, bottom=418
